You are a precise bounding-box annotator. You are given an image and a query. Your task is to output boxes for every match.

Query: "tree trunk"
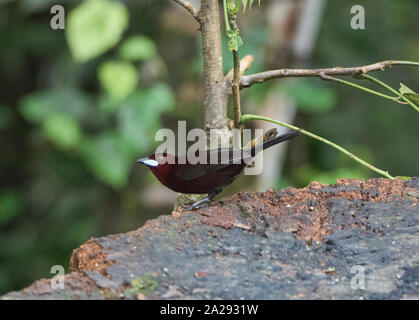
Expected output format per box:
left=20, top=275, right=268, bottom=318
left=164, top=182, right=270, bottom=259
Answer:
left=199, top=0, right=232, bottom=146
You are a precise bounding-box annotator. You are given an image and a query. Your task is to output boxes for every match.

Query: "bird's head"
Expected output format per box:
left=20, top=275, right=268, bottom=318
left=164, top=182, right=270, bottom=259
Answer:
left=136, top=153, right=177, bottom=178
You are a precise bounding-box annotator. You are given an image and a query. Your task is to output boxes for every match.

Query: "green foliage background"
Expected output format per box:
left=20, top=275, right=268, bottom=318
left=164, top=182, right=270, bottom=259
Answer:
left=0, top=0, right=417, bottom=294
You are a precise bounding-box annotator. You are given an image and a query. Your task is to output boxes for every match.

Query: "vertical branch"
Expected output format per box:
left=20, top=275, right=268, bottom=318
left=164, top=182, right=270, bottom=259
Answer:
left=199, top=0, right=232, bottom=141
left=230, top=17, right=242, bottom=129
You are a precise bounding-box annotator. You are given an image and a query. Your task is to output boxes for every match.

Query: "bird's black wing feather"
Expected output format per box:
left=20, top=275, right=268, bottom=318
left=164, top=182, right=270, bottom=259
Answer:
left=176, top=148, right=249, bottom=181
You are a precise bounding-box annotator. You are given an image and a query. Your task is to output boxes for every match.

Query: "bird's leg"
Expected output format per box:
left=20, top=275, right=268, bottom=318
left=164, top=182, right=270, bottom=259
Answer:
left=182, top=189, right=222, bottom=212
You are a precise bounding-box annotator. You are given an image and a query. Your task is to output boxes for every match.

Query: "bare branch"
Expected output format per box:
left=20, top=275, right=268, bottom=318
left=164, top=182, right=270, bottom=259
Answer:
left=173, top=0, right=200, bottom=21
left=228, top=13, right=241, bottom=130
left=240, top=60, right=419, bottom=89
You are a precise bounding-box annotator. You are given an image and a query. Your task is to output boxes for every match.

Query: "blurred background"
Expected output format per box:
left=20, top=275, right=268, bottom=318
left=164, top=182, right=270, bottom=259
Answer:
left=0, top=0, right=418, bottom=294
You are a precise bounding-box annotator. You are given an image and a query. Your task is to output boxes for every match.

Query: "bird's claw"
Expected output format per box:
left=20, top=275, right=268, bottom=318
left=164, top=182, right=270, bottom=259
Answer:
left=180, top=191, right=221, bottom=212
left=182, top=202, right=209, bottom=212
left=181, top=197, right=212, bottom=212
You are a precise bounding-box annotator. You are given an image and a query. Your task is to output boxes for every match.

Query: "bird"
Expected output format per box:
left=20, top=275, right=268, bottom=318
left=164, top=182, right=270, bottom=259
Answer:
left=137, top=129, right=299, bottom=211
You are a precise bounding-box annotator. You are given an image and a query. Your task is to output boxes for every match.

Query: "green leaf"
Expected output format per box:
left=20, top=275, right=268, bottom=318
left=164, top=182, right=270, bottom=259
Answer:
left=226, top=0, right=237, bottom=14
left=66, top=0, right=129, bottom=62
left=0, top=190, right=24, bottom=225
left=19, top=87, right=92, bottom=124
left=399, top=83, right=419, bottom=105
left=42, top=114, right=82, bottom=149
left=399, top=83, right=415, bottom=95
left=237, top=35, right=243, bottom=47
left=242, top=0, right=248, bottom=12
left=119, top=36, right=157, bottom=61
left=98, top=61, right=138, bottom=101
left=227, top=30, right=243, bottom=51
left=281, top=80, right=337, bottom=113
left=243, top=0, right=261, bottom=12
left=79, top=132, right=133, bottom=188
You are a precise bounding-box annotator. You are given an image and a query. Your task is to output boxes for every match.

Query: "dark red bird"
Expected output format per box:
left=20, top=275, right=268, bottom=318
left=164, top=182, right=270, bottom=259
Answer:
left=137, top=130, right=298, bottom=210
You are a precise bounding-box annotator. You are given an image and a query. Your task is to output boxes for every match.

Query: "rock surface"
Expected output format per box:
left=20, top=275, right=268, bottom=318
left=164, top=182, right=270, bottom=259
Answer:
left=2, top=178, right=418, bottom=300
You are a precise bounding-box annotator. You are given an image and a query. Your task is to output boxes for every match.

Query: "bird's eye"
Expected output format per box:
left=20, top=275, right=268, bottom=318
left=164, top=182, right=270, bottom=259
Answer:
left=157, top=155, right=167, bottom=164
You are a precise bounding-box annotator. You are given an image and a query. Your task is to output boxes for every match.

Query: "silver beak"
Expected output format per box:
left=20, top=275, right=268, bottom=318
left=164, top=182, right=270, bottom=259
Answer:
left=136, top=158, right=159, bottom=167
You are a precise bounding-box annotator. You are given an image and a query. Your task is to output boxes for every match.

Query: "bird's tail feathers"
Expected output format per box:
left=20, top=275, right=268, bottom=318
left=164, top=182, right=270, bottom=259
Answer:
left=251, top=130, right=299, bottom=156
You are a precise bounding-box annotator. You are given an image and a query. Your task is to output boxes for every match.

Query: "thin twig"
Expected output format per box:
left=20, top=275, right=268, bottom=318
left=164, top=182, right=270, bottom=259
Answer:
left=240, top=114, right=396, bottom=180
left=362, top=74, right=419, bottom=112
left=232, top=50, right=242, bottom=128
left=226, top=54, right=254, bottom=82
left=319, top=73, right=404, bottom=103
left=240, top=60, right=419, bottom=89
left=360, top=74, right=400, bottom=96
left=229, top=14, right=241, bottom=129
left=173, top=0, right=200, bottom=21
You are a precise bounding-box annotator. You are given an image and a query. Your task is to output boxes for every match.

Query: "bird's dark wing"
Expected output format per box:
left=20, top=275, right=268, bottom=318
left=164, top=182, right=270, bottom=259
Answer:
left=176, top=163, right=231, bottom=181
left=176, top=148, right=250, bottom=181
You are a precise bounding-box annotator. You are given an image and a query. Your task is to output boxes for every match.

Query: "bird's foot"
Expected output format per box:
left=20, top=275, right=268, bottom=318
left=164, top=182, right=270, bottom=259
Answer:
left=182, top=197, right=211, bottom=212
left=182, top=203, right=208, bottom=212
left=180, top=190, right=222, bottom=212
